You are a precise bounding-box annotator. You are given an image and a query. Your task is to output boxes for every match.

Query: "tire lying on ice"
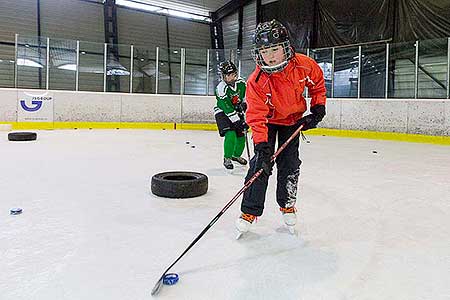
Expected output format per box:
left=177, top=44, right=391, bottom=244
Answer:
left=151, top=171, right=208, bottom=198
left=8, top=132, right=37, bottom=141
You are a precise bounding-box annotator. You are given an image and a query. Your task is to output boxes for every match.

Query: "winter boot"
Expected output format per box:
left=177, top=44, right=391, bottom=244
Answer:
left=232, top=156, right=248, bottom=165
left=223, top=157, right=234, bottom=170
left=235, top=213, right=256, bottom=239
left=280, top=207, right=297, bottom=234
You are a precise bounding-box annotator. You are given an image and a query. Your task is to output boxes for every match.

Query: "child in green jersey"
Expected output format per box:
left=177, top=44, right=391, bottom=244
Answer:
left=214, top=60, right=249, bottom=170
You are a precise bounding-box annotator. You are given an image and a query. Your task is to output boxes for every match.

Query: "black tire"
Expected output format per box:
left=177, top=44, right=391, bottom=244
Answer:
left=8, top=132, right=37, bottom=141
left=151, top=171, right=208, bottom=198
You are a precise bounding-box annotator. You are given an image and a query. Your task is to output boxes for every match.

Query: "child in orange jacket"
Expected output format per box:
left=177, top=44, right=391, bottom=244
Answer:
left=236, top=20, right=327, bottom=236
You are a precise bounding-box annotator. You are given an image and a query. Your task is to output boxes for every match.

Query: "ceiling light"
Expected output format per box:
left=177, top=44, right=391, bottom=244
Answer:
left=58, top=63, right=77, bottom=71
left=17, top=58, right=43, bottom=68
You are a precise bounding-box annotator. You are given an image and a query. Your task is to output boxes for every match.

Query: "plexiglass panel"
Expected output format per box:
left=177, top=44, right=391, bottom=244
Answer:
left=185, top=48, right=207, bottom=95
left=361, top=44, right=387, bottom=98
left=310, top=48, right=332, bottom=98
left=418, top=38, right=448, bottom=99
left=78, top=41, right=104, bottom=92
left=17, top=36, right=47, bottom=89
left=132, top=46, right=156, bottom=94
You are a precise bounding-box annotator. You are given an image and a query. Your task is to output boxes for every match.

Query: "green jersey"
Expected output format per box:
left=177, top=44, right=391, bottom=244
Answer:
left=214, top=78, right=246, bottom=123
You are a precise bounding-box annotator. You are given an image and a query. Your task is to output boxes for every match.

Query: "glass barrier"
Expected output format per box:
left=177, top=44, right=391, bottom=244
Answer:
left=0, top=43, right=15, bottom=88
left=8, top=34, right=450, bottom=99
left=185, top=48, right=207, bottom=95
left=158, top=47, right=180, bottom=94
left=310, top=48, right=332, bottom=98
left=333, top=47, right=359, bottom=98
left=106, top=43, right=131, bottom=93
left=388, top=41, right=416, bottom=98
left=239, top=48, right=255, bottom=81
left=361, top=43, right=387, bottom=98
left=17, top=36, right=47, bottom=89
left=78, top=41, right=104, bottom=92
left=49, top=38, right=77, bottom=91
left=132, top=46, right=156, bottom=94
left=418, top=38, right=448, bottom=99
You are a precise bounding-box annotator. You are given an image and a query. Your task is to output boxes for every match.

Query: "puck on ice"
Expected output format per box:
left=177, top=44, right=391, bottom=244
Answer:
left=10, top=208, right=22, bottom=215
left=163, top=273, right=179, bottom=285
left=372, top=150, right=378, bottom=154
left=186, top=141, right=190, bottom=144
left=191, top=145, right=195, bottom=148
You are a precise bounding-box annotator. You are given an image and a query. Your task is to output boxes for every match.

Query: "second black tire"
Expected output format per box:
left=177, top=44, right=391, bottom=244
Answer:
left=151, top=171, right=208, bottom=198
left=8, top=132, right=37, bottom=141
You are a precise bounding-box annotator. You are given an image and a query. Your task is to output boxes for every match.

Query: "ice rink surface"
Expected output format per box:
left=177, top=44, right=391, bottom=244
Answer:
left=1, top=129, right=449, bottom=300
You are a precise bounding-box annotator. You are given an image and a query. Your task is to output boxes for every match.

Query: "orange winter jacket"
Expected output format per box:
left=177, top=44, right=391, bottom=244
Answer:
left=245, top=53, right=327, bottom=144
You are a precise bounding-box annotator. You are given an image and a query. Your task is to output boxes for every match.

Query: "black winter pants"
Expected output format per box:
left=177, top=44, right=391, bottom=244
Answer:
left=241, top=123, right=302, bottom=216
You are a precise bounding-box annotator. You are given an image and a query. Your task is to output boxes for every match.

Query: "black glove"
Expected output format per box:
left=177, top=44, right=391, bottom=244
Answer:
left=297, top=105, right=326, bottom=131
left=235, top=101, right=247, bottom=113
left=254, top=142, right=274, bottom=177
left=233, top=119, right=249, bottom=132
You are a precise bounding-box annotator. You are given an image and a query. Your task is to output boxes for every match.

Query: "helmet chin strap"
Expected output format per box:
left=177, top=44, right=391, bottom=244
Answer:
left=261, top=60, right=288, bottom=73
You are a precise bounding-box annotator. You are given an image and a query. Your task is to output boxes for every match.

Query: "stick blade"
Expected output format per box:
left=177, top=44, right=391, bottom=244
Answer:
left=150, top=277, right=163, bottom=296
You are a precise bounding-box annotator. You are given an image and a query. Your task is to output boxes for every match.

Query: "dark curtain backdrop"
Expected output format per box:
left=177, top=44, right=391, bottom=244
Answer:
left=261, top=0, right=450, bottom=48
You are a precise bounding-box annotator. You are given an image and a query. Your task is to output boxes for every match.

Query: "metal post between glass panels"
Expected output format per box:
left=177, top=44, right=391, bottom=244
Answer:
left=155, top=46, right=159, bottom=94
left=305, top=48, right=310, bottom=98
left=75, top=40, right=79, bottom=91
left=130, top=45, right=134, bottom=93
left=415, top=40, right=419, bottom=99
left=238, top=51, right=242, bottom=77
left=385, top=43, right=389, bottom=99
left=331, top=47, right=335, bottom=98
left=103, top=43, right=107, bottom=92
left=180, top=48, right=185, bottom=95
left=358, top=45, right=362, bottom=98
left=14, top=34, right=18, bottom=88
left=46, top=37, right=50, bottom=90
left=447, top=38, right=450, bottom=99
left=206, top=49, right=210, bottom=96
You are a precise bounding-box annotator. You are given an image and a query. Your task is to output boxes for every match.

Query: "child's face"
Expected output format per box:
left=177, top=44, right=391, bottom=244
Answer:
left=260, top=45, right=285, bottom=66
left=224, top=72, right=237, bottom=85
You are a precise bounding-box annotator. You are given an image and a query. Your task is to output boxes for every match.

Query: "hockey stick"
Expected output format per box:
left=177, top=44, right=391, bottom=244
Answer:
left=150, top=124, right=305, bottom=296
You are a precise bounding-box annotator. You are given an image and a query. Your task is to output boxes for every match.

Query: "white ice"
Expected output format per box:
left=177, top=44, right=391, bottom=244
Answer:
left=1, top=129, right=449, bottom=300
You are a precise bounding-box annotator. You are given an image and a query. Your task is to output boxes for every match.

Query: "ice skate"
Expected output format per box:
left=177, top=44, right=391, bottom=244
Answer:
left=235, top=213, right=256, bottom=239
left=280, top=207, right=297, bottom=234
left=231, top=156, right=248, bottom=165
left=223, top=157, right=234, bottom=170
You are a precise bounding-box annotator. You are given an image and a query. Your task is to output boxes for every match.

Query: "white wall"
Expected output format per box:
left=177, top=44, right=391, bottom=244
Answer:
left=322, top=98, right=450, bottom=136
left=0, top=88, right=449, bottom=136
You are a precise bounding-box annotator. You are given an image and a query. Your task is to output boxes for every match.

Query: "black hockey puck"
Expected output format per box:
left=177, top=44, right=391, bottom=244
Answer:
left=372, top=150, right=378, bottom=154
left=306, top=141, right=311, bottom=144
left=10, top=208, right=22, bottom=215
left=191, top=145, right=195, bottom=148
left=163, top=273, right=179, bottom=285
left=185, top=141, right=190, bottom=144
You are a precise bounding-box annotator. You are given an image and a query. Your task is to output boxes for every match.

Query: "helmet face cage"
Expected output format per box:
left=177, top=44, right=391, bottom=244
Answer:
left=251, top=41, right=293, bottom=74
left=251, top=20, right=293, bottom=74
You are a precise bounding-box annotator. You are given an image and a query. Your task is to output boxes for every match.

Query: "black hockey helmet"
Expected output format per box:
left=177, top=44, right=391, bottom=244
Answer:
left=219, top=60, right=238, bottom=85
left=251, top=19, right=293, bottom=73
left=219, top=60, right=238, bottom=76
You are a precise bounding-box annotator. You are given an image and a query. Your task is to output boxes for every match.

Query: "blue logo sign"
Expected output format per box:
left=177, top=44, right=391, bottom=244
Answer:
left=20, top=100, right=42, bottom=112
